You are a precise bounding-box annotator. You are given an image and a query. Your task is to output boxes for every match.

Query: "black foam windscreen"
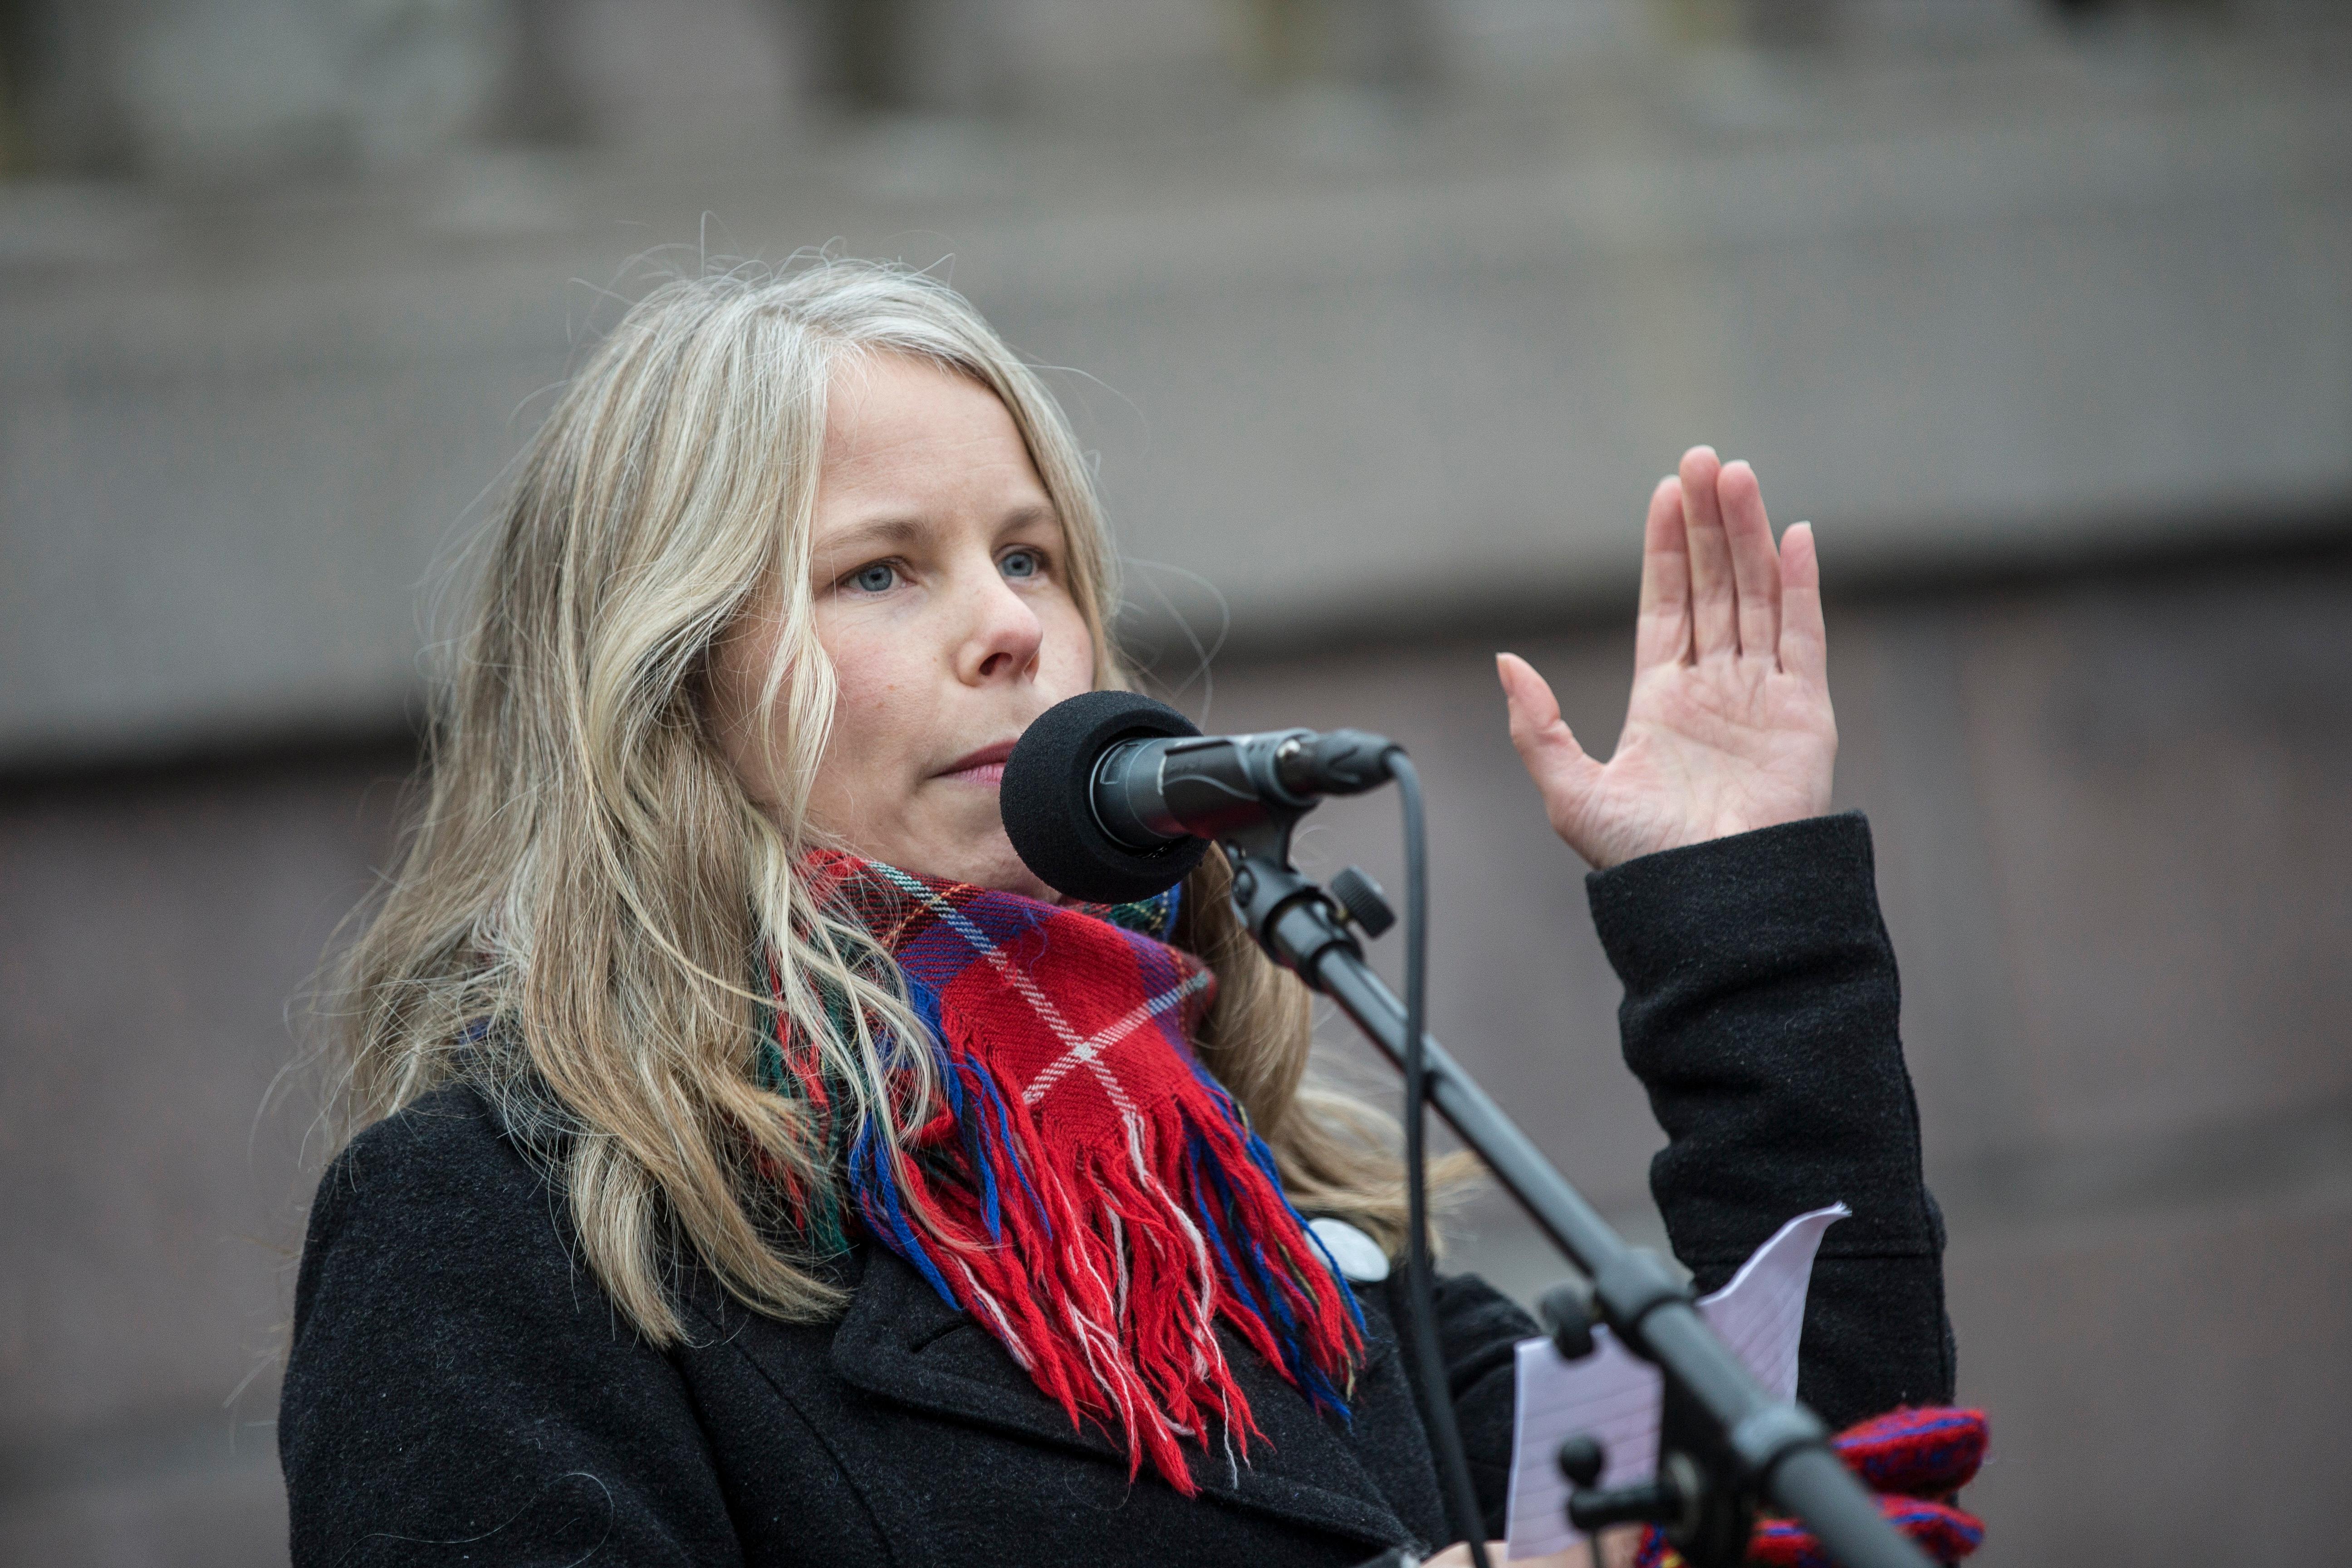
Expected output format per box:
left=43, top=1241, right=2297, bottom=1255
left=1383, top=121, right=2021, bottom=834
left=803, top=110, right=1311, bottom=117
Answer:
left=1000, top=690, right=1211, bottom=904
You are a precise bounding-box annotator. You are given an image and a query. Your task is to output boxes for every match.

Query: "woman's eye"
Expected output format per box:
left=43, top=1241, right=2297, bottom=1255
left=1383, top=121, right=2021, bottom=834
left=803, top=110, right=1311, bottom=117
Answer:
left=1000, top=549, right=1043, bottom=581
left=849, top=563, right=898, bottom=593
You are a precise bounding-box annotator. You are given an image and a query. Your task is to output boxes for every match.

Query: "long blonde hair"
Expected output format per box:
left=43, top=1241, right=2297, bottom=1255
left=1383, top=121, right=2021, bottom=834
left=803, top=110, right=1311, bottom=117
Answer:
left=328, top=257, right=1418, bottom=1344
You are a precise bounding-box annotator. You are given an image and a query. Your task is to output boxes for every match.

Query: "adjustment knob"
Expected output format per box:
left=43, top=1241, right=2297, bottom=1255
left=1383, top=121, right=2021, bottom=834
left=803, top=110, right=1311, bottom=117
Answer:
left=1539, top=1280, right=1598, bottom=1361
left=1557, top=1433, right=1606, bottom=1490
left=1328, top=866, right=1396, bottom=938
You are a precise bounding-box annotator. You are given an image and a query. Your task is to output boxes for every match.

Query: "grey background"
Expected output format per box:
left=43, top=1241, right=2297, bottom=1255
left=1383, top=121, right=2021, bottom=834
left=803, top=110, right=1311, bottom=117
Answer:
left=2, top=1, right=2347, bottom=1563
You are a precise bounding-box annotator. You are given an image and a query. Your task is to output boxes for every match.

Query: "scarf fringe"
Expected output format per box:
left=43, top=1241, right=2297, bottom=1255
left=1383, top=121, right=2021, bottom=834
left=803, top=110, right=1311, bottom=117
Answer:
left=847, top=1037, right=1363, bottom=1494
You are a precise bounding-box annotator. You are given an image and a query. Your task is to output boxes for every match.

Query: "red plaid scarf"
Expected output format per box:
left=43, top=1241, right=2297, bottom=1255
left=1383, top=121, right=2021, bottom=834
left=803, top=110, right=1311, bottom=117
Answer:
left=766, top=852, right=1365, bottom=1493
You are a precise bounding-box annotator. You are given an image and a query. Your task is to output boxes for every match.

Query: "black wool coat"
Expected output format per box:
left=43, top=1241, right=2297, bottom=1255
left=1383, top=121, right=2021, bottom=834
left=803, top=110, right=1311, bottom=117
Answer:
left=279, top=813, right=1954, bottom=1567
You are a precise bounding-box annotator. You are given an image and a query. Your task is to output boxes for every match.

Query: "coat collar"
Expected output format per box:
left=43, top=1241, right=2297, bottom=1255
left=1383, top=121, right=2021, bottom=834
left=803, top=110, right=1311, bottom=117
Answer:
left=823, top=1245, right=1416, bottom=1551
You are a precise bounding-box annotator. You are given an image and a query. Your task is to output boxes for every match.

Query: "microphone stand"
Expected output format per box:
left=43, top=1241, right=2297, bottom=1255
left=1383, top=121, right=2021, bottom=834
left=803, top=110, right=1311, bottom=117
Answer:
left=1214, top=813, right=1928, bottom=1568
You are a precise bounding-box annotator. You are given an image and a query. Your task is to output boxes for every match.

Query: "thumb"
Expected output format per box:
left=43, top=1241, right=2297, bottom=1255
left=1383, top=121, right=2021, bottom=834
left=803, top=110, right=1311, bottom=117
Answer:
left=1498, top=653, right=1603, bottom=818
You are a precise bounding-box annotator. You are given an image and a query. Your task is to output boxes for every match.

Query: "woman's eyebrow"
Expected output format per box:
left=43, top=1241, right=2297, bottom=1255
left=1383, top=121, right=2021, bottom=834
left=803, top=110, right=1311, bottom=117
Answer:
left=995, top=503, right=1058, bottom=536
left=817, top=515, right=929, bottom=556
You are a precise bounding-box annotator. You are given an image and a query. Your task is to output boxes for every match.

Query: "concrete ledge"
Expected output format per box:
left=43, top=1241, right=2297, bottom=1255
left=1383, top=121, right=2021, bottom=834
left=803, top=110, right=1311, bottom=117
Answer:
left=5, top=26, right=2348, bottom=766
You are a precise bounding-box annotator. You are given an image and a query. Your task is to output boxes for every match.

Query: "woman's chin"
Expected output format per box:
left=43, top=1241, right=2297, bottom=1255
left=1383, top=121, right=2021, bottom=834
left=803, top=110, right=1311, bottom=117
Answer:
left=872, top=828, right=1059, bottom=902
left=959, top=843, right=1061, bottom=902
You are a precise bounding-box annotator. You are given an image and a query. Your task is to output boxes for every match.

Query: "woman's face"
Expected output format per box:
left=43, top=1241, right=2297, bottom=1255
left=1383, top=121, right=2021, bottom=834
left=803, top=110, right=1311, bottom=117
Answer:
left=711, top=352, right=1095, bottom=896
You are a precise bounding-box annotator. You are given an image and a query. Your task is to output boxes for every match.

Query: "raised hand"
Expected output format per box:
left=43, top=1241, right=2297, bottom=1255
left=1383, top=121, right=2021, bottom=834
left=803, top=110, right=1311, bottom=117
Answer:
left=1499, top=446, right=1836, bottom=871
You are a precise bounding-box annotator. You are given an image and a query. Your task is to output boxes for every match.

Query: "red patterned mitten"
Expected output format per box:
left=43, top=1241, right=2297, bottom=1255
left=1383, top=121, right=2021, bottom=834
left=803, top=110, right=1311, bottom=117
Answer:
left=1629, top=1406, right=1989, bottom=1568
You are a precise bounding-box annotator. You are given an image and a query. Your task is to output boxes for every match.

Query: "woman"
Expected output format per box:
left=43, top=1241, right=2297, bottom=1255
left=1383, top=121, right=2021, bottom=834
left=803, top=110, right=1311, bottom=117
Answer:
left=282, top=260, right=1954, bottom=1566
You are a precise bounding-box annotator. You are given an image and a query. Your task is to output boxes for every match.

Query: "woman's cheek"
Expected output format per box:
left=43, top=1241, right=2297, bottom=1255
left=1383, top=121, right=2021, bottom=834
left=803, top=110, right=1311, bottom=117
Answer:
left=826, top=617, right=908, bottom=713
left=1040, top=595, right=1097, bottom=692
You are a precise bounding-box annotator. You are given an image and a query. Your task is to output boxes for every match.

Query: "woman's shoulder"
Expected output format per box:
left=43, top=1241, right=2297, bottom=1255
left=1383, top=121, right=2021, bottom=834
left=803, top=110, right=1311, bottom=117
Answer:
left=292, top=1082, right=567, bottom=1332
left=309, top=1082, right=538, bottom=1219
left=280, top=1090, right=755, bottom=1564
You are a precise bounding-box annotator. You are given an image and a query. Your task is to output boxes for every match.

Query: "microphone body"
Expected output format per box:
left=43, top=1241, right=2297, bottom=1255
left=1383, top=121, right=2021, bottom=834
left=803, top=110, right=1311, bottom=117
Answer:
left=1093, top=728, right=1396, bottom=851
left=1000, top=691, right=1393, bottom=903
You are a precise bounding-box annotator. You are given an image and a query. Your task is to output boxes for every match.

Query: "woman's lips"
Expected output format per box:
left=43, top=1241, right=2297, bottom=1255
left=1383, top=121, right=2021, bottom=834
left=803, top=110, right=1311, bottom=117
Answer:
left=936, top=740, right=1017, bottom=786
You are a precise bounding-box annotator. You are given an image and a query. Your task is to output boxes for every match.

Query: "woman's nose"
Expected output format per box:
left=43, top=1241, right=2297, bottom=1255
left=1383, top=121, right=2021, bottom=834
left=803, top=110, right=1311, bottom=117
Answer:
left=958, top=570, right=1044, bottom=686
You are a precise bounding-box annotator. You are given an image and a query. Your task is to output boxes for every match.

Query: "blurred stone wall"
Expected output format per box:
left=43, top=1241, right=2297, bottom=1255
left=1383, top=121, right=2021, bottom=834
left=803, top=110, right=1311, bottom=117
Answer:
left=2, top=1, right=2347, bottom=1563
left=0, top=747, right=410, bottom=1564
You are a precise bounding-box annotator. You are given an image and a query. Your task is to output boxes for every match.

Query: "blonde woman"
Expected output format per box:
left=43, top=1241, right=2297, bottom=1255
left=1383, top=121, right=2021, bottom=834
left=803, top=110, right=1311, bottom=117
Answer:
left=282, top=260, right=1957, bottom=1568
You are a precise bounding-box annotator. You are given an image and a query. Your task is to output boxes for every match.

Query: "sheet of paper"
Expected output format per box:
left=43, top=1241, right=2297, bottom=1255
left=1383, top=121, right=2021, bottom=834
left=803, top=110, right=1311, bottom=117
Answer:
left=1500, top=1205, right=1848, bottom=1561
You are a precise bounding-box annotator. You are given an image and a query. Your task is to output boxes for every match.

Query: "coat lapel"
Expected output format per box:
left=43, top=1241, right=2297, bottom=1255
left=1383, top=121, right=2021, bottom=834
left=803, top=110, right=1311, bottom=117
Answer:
left=825, top=1246, right=1417, bottom=1550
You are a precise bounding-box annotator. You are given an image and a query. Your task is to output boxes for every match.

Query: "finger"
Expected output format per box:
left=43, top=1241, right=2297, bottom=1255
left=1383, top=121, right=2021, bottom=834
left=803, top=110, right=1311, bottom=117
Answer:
left=1499, top=1541, right=1587, bottom=1568
left=1678, top=446, right=1736, bottom=659
left=1635, top=475, right=1691, bottom=673
left=1421, top=1544, right=1541, bottom=1568
left=1498, top=652, right=1604, bottom=819
left=1778, top=520, right=1828, bottom=686
left=1716, top=459, right=1779, bottom=660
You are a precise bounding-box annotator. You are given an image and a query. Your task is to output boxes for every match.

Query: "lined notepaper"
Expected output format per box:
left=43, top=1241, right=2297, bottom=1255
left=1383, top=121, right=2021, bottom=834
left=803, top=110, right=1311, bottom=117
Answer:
left=1501, top=1205, right=1848, bottom=1561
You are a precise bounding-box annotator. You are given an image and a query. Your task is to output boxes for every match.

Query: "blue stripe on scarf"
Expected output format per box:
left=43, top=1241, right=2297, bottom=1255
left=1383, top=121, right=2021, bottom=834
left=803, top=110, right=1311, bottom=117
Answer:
left=970, top=1055, right=1051, bottom=1235
left=1180, top=1051, right=1367, bottom=1335
left=1181, top=1132, right=1351, bottom=1422
left=1182, top=1138, right=1272, bottom=1328
left=1194, top=1149, right=1316, bottom=1389
left=894, top=968, right=1051, bottom=1245
left=853, top=1120, right=955, bottom=1305
left=952, top=1060, right=1004, bottom=1242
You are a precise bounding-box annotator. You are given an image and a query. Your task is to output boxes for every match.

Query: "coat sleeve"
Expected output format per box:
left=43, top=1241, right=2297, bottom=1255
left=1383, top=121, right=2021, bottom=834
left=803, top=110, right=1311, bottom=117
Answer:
left=279, top=1088, right=747, bottom=1567
left=1586, top=812, right=1956, bottom=1428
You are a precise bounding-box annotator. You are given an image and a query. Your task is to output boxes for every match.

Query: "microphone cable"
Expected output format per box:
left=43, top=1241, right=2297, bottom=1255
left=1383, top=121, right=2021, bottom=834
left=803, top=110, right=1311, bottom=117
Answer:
left=1389, top=752, right=1494, bottom=1568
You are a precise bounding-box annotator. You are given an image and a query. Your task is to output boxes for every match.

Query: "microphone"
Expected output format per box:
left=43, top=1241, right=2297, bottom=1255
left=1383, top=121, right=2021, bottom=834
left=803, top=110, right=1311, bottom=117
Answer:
left=1000, top=690, right=1396, bottom=903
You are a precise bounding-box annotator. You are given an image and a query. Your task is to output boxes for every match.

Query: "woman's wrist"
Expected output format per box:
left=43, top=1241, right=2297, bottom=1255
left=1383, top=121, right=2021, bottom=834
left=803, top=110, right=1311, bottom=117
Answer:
left=1585, top=812, right=1879, bottom=996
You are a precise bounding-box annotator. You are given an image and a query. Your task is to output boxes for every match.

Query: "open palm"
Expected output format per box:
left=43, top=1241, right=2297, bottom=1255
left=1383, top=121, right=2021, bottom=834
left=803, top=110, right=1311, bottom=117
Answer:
left=1500, top=447, right=1836, bottom=871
